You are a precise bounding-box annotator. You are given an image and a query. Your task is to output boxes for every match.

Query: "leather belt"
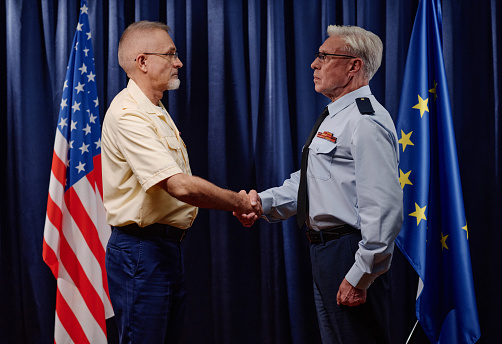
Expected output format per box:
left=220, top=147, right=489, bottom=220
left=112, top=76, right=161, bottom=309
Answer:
left=306, top=224, right=359, bottom=244
left=116, top=223, right=187, bottom=242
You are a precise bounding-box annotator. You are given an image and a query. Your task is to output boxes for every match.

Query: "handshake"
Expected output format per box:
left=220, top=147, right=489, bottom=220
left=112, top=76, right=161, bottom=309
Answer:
left=232, top=190, right=262, bottom=227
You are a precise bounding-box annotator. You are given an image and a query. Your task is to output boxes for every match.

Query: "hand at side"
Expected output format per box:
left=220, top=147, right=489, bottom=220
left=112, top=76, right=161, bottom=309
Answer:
left=336, top=278, right=367, bottom=306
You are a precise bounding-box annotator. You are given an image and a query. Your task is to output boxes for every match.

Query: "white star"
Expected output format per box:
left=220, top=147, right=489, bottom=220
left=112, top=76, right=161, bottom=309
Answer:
left=77, top=22, right=84, bottom=31
left=79, top=142, right=90, bottom=154
left=70, top=120, right=77, bottom=131
left=63, top=79, right=68, bottom=90
left=74, top=42, right=79, bottom=51
left=86, top=32, right=92, bottom=40
left=75, top=82, right=85, bottom=93
left=87, top=71, right=96, bottom=82
left=78, top=63, right=87, bottom=75
left=89, top=113, right=97, bottom=123
left=72, top=101, right=81, bottom=112
left=60, top=98, right=68, bottom=110
left=80, top=4, right=89, bottom=14
left=76, top=161, right=86, bottom=173
left=94, top=98, right=99, bottom=107
left=58, top=117, right=68, bottom=129
left=83, top=47, right=89, bottom=56
left=69, top=140, right=74, bottom=149
left=95, top=138, right=102, bottom=149
left=83, top=124, right=92, bottom=135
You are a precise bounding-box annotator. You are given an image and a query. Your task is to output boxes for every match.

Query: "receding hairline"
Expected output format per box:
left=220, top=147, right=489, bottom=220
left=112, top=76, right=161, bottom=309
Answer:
left=120, top=21, right=171, bottom=43
left=118, top=21, right=172, bottom=73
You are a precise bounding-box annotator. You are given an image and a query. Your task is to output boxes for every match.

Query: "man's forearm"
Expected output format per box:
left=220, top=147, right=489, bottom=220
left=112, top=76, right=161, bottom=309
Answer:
left=162, top=173, right=260, bottom=215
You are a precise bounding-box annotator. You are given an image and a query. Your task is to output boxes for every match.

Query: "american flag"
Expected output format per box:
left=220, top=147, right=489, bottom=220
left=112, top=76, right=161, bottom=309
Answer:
left=43, top=1, right=114, bottom=343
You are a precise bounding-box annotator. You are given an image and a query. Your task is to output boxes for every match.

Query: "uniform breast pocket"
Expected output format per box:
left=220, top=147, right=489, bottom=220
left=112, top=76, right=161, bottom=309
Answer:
left=163, top=135, right=183, bottom=165
left=308, top=139, right=337, bottom=180
left=164, top=135, right=181, bottom=151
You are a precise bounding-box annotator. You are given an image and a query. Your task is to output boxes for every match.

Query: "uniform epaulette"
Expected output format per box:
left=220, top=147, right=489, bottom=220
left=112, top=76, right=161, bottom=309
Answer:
left=355, top=97, right=375, bottom=115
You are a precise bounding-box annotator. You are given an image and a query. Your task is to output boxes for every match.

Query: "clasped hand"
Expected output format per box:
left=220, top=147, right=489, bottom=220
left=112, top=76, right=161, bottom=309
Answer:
left=233, top=190, right=261, bottom=227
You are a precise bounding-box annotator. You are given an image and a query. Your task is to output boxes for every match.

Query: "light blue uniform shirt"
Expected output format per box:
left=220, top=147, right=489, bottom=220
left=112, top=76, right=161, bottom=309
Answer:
left=259, top=86, right=403, bottom=289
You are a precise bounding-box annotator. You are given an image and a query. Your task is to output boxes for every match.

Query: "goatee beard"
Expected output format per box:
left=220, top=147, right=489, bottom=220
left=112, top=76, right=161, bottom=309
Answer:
left=167, top=79, right=180, bottom=90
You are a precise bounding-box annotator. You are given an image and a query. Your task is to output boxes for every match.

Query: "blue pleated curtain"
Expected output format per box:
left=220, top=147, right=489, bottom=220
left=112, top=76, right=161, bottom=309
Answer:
left=1, top=1, right=501, bottom=343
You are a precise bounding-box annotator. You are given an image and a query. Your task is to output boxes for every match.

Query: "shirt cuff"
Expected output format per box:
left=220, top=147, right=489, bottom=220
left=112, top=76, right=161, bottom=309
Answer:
left=257, top=191, right=272, bottom=213
left=345, top=264, right=376, bottom=290
left=142, top=165, right=184, bottom=192
left=258, top=190, right=279, bottom=223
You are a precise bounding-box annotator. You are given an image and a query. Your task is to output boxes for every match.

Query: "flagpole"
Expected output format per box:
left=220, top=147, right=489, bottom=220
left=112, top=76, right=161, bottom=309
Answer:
left=405, top=320, right=419, bottom=344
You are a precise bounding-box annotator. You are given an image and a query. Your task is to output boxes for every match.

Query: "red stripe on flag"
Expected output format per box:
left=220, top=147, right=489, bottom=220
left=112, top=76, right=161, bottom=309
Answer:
left=46, top=193, right=63, bottom=231
left=81, top=168, right=112, bottom=306
left=51, top=149, right=67, bottom=186
left=58, top=227, right=107, bottom=335
left=44, top=195, right=63, bottom=277
left=55, top=287, right=90, bottom=344
left=93, top=154, right=103, bottom=198
left=65, top=186, right=109, bottom=300
left=42, top=237, right=59, bottom=279
left=63, top=188, right=107, bottom=334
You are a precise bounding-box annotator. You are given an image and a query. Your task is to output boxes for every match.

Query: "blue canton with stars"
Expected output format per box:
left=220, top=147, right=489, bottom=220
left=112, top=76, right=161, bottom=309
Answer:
left=57, top=0, right=101, bottom=191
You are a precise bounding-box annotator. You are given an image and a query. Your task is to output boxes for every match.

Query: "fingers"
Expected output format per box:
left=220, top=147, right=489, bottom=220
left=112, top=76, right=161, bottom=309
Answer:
left=342, top=294, right=365, bottom=307
left=249, top=189, right=263, bottom=217
left=233, top=211, right=258, bottom=227
left=248, top=189, right=259, bottom=206
left=337, top=278, right=367, bottom=307
left=233, top=190, right=262, bottom=227
left=238, top=189, right=262, bottom=215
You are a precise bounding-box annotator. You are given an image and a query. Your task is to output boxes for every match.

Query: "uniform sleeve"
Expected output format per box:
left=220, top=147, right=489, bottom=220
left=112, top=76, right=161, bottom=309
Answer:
left=258, top=170, right=301, bottom=223
left=115, top=112, right=184, bottom=192
left=345, top=116, right=404, bottom=289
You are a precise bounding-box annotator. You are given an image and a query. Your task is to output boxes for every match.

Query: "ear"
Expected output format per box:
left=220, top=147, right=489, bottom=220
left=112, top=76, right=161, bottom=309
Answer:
left=348, top=58, right=363, bottom=75
left=136, top=54, right=148, bottom=72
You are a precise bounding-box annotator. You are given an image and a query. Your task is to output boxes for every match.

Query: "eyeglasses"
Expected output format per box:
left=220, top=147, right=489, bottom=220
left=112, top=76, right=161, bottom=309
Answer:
left=134, top=52, right=179, bottom=61
left=314, top=52, right=356, bottom=61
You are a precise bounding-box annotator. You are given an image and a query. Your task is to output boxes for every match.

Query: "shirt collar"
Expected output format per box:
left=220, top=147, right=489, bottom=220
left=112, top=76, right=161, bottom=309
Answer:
left=326, top=85, right=372, bottom=117
left=126, top=79, right=167, bottom=117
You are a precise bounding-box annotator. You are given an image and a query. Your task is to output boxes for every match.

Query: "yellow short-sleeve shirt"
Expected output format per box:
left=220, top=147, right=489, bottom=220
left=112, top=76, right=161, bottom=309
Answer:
left=101, top=79, right=198, bottom=229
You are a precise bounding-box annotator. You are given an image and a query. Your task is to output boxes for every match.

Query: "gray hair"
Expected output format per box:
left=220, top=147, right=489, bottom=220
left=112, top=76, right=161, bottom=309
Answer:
left=118, top=21, right=171, bottom=74
left=327, top=25, right=383, bottom=81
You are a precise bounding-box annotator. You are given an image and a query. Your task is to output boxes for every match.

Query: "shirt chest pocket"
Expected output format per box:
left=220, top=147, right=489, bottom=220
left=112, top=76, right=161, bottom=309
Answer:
left=163, top=135, right=183, bottom=166
left=307, top=139, right=337, bottom=180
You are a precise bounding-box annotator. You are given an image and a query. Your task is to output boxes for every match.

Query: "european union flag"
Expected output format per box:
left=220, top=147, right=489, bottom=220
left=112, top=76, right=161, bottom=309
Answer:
left=395, top=0, right=481, bottom=343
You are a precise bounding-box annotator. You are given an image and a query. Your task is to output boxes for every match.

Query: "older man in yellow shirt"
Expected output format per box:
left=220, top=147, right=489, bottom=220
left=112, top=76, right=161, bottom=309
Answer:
left=102, top=21, right=261, bottom=343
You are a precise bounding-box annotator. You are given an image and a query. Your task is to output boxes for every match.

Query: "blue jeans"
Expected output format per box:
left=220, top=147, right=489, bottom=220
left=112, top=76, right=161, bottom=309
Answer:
left=106, top=227, right=186, bottom=343
left=310, top=232, right=391, bottom=344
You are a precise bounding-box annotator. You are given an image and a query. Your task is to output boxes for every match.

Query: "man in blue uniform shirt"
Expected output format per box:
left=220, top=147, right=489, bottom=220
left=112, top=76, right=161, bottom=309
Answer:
left=235, top=25, right=403, bottom=343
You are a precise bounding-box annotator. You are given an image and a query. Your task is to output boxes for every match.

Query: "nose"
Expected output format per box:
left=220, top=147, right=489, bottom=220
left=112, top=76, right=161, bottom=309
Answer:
left=173, top=56, right=183, bottom=68
left=311, top=58, right=319, bottom=70
left=310, top=56, right=322, bottom=70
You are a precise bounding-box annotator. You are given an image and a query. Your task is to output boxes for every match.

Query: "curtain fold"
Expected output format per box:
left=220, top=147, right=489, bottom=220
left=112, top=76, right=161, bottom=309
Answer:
left=1, top=1, right=500, bottom=343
